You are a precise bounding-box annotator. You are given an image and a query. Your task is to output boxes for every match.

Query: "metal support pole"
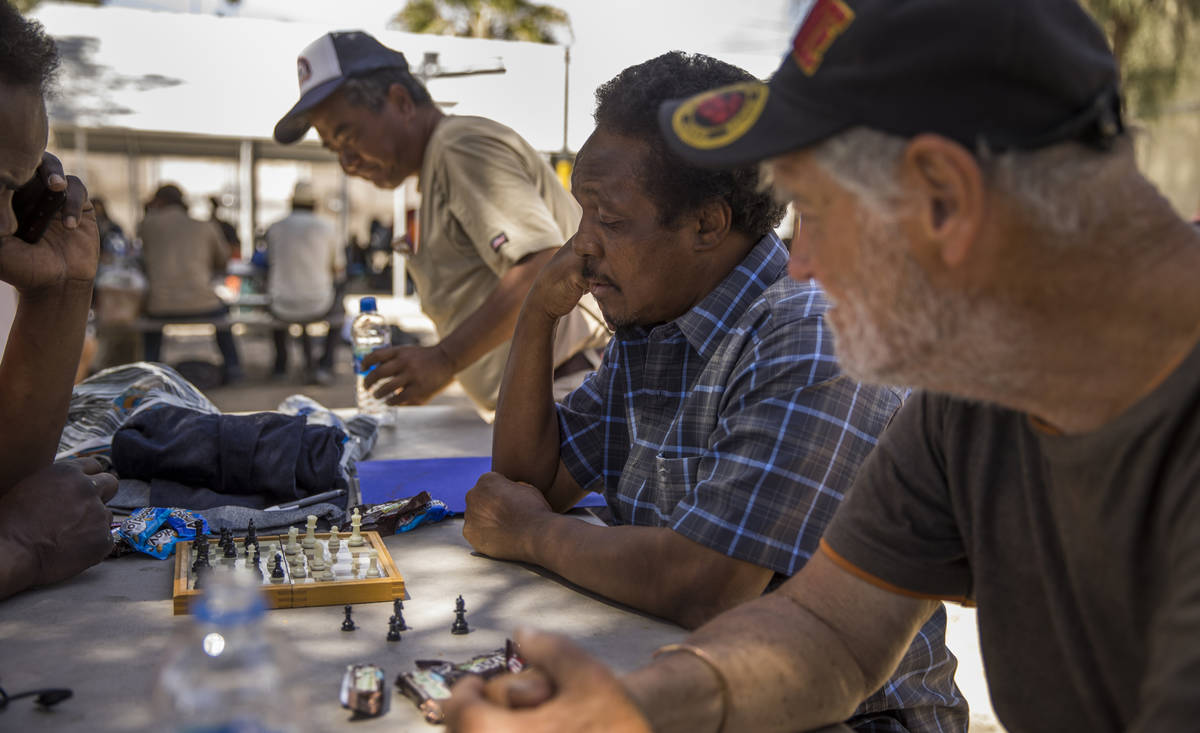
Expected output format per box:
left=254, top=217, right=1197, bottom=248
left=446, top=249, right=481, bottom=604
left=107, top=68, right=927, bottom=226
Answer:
left=237, top=139, right=256, bottom=258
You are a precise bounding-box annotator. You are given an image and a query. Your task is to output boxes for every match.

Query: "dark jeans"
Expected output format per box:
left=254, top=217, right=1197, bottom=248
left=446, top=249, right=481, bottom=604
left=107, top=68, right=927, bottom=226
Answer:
left=142, top=307, right=241, bottom=375
left=271, top=323, right=338, bottom=373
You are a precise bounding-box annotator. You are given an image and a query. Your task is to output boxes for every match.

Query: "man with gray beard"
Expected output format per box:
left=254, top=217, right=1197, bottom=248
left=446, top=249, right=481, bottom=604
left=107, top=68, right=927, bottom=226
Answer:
left=443, top=1, right=1200, bottom=732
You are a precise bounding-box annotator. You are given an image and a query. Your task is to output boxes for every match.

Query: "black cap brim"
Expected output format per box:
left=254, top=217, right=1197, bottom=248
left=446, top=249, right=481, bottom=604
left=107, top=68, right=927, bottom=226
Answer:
left=658, top=79, right=848, bottom=170
left=273, top=76, right=347, bottom=144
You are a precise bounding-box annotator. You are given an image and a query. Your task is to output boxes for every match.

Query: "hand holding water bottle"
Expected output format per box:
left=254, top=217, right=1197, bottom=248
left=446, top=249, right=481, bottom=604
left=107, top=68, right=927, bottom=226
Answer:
left=360, top=340, right=456, bottom=407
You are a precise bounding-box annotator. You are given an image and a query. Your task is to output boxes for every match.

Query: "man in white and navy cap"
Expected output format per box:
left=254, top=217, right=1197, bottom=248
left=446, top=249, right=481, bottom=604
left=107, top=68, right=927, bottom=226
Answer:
left=275, top=31, right=607, bottom=415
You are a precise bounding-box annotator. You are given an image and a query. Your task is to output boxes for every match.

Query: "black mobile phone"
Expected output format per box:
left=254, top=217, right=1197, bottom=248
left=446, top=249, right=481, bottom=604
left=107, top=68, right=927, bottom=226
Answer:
left=12, top=174, right=67, bottom=244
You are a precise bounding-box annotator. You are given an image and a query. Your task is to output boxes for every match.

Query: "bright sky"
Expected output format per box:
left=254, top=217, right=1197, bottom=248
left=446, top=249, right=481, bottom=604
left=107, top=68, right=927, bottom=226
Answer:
left=100, top=0, right=801, bottom=149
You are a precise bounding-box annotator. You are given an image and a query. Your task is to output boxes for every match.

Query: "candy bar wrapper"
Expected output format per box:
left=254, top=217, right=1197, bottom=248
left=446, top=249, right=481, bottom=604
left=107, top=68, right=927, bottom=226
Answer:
left=355, top=492, right=449, bottom=535
left=395, top=640, right=526, bottom=724
left=115, top=506, right=202, bottom=559
left=165, top=508, right=209, bottom=539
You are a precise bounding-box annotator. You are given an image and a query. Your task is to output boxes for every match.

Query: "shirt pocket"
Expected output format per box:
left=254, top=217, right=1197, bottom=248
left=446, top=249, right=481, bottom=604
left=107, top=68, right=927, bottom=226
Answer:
left=650, top=454, right=702, bottom=522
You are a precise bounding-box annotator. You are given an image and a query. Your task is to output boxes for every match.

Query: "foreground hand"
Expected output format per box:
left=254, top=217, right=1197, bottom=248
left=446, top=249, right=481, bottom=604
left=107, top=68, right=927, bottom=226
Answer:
left=526, top=240, right=590, bottom=323
left=362, top=343, right=455, bottom=406
left=444, top=628, right=653, bottom=733
left=462, top=472, right=554, bottom=562
left=0, top=458, right=117, bottom=596
left=0, top=153, right=99, bottom=294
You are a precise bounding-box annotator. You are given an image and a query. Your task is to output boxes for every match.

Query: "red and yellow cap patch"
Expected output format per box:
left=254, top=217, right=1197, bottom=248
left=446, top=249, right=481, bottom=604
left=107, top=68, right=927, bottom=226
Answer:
left=792, top=0, right=855, bottom=76
left=669, top=81, right=769, bottom=151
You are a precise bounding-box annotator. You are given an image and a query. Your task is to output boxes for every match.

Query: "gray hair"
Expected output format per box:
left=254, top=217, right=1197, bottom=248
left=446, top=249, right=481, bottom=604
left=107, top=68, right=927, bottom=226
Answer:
left=807, top=127, right=1135, bottom=242
left=339, top=67, right=433, bottom=112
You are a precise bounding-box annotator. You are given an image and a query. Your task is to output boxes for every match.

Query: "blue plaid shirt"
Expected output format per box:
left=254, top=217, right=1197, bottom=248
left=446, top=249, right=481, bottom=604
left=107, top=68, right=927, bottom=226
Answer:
left=557, top=234, right=966, bottom=731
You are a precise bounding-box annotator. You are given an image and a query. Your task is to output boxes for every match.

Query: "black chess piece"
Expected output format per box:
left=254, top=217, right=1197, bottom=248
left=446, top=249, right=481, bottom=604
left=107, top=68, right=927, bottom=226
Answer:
left=223, top=539, right=238, bottom=559
left=271, top=553, right=286, bottom=580
left=245, top=519, right=257, bottom=546
left=392, top=599, right=408, bottom=630
left=341, top=605, right=357, bottom=632
left=386, top=617, right=401, bottom=642
left=450, top=595, right=469, bottom=635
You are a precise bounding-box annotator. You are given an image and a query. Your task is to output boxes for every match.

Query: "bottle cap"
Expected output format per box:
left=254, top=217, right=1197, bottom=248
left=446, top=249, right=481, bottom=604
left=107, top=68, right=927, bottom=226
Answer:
left=359, top=296, right=377, bottom=313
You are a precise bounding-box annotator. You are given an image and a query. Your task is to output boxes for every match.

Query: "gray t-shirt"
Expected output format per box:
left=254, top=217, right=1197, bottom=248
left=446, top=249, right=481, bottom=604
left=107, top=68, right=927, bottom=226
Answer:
left=823, top=341, right=1200, bottom=732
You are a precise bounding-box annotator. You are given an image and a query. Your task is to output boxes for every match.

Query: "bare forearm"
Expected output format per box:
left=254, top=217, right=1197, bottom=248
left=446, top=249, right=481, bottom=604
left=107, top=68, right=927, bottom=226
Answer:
left=527, top=516, right=765, bottom=628
left=439, top=250, right=555, bottom=376
left=624, top=555, right=939, bottom=733
left=0, top=283, right=91, bottom=491
left=492, top=298, right=562, bottom=496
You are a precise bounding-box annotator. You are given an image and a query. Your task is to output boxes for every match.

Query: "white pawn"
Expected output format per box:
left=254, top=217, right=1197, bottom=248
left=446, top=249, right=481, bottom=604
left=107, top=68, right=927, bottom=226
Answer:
left=301, top=515, right=318, bottom=549
left=347, top=509, right=365, bottom=547
left=309, top=549, right=327, bottom=572
left=366, top=549, right=380, bottom=578
left=328, top=526, right=341, bottom=553
left=284, top=527, right=301, bottom=555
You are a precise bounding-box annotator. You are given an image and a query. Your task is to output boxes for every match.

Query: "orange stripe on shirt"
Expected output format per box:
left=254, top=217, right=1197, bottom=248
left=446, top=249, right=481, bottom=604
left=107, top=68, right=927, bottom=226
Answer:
left=819, top=539, right=976, bottom=607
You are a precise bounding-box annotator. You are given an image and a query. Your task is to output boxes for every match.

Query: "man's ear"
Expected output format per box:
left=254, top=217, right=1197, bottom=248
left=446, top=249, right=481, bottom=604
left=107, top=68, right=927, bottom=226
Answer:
left=386, top=82, right=416, bottom=117
left=900, top=135, right=985, bottom=268
left=694, top=198, right=733, bottom=252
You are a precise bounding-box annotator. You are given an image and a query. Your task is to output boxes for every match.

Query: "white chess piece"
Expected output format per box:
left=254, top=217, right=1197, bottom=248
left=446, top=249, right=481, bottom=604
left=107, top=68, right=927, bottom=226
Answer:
left=285, top=527, right=301, bottom=555
left=301, top=515, right=318, bottom=549
left=348, top=509, right=365, bottom=547
left=328, top=526, right=341, bottom=553
left=309, top=549, right=327, bottom=572
left=366, top=549, right=380, bottom=578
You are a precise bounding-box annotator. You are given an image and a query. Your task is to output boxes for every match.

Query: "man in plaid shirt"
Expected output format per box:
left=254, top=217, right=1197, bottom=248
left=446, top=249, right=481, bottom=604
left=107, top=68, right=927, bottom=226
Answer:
left=461, top=53, right=966, bottom=731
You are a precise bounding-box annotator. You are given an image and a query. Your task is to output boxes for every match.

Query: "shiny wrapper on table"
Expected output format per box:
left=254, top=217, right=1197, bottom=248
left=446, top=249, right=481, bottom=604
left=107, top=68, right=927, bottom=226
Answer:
left=395, top=640, right=526, bottom=723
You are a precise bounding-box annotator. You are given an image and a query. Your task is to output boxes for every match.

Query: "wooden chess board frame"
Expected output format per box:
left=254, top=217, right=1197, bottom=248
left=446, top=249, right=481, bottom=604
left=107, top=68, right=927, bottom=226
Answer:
left=172, top=531, right=405, bottom=615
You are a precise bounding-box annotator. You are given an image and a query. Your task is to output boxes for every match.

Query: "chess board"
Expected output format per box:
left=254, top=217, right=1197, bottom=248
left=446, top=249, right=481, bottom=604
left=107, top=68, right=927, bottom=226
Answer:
left=172, top=530, right=405, bottom=615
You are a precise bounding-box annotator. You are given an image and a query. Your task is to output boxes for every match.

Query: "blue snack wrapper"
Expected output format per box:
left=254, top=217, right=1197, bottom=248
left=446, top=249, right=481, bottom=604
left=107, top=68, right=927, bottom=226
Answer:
left=117, top=507, right=206, bottom=559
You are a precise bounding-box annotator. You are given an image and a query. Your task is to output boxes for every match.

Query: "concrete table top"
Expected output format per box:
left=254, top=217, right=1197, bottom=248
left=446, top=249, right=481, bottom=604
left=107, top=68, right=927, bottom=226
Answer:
left=0, top=404, right=686, bottom=731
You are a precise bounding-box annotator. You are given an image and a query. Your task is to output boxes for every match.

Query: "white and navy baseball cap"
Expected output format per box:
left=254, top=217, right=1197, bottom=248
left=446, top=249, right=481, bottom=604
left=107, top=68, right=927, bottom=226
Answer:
left=274, top=31, right=410, bottom=144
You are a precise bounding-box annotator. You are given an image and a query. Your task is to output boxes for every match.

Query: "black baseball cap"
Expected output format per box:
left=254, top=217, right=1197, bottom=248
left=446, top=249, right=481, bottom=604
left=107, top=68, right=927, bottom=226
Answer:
left=274, top=31, right=410, bottom=144
left=658, top=0, right=1124, bottom=169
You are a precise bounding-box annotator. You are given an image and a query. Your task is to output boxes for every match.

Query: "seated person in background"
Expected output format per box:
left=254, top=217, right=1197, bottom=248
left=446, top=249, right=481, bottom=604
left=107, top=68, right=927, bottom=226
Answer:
left=447, top=2, right=1200, bottom=732
left=0, top=1, right=117, bottom=600
left=461, top=52, right=965, bottom=731
left=265, top=181, right=345, bottom=386
left=139, top=183, right=242, bottom=384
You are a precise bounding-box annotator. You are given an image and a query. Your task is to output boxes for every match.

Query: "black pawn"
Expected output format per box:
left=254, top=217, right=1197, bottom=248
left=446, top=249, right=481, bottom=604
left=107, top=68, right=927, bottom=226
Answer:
left=271, top=553, right=286, bottom=580
left=450, top=595, right=469, bottom=635
left=386, top=617, right=401, bottom=642
left=223, top=539, right=238, bottom=559
left=341, top=605, right=356, bottom=632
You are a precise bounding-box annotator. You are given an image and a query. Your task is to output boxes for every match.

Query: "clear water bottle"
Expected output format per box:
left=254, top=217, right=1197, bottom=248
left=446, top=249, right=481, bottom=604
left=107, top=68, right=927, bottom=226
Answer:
left=154, top=570, right=304, bottom=732
left=352, top=296, right=391, bottom=422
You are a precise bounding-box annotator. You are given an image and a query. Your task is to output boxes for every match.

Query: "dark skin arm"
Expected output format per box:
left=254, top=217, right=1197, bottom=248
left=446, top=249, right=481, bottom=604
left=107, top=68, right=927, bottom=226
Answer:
left=444, top=550, right=939, bottom=733
left=0, top=155, right=96, bottom=494
left=464, top=472, right=774, bottom=629
left=0, top=458, right=117, bottom=600
left=362, top=247, right=557, bottom=406
left=491, top=242, right=594, bottom=509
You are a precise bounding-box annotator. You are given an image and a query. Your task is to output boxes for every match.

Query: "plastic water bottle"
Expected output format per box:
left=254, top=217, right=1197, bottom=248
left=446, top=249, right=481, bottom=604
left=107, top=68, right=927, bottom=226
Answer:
left=352, top=296, right=391, bottom=422
left=154, top=570, right=304, bottom=732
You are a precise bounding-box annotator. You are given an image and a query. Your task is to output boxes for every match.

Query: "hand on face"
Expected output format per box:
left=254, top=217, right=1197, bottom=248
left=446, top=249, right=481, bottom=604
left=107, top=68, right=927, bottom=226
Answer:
left=526, top=240, right=591, bottom=323
left=362, top=343, right=456, bottom=406
left=0, top=153, right=98, bottom=294
left=443, top=628, right=652, bottom=733
left=0, top=458, right=117, bottom=590
left=461, top=471, right=554, bottom=562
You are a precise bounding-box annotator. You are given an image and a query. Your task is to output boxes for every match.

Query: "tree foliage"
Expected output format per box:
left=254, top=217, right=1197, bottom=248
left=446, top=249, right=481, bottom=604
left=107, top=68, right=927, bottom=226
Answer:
left=392, top=0, right=570, bottom=44
left=14, top=0, right=101, bottom=12
left=1079, top=0, right=1200, bottom=118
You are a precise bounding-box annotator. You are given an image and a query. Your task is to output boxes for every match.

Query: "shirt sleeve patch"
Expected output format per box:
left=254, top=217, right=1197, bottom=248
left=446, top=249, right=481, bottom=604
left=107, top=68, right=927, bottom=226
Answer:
left=489, top=232, right=509, bottom=251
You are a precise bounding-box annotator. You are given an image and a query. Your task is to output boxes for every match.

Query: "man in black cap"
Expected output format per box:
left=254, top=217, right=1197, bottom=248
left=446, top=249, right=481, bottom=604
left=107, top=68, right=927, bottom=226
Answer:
left=274, top=31, right=607, bottom=414
left=443, top=1, right=1200, bottom=731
